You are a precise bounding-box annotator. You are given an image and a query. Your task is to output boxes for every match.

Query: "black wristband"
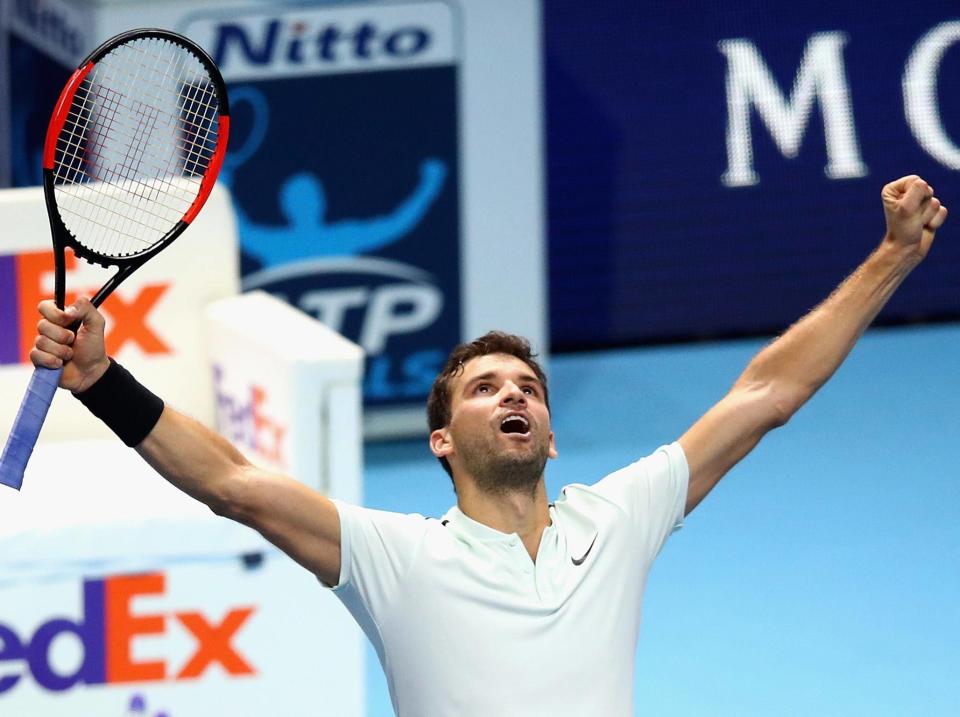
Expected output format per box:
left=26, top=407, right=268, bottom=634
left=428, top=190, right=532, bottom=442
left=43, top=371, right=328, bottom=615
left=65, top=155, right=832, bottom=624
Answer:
left=74, top=358, right=165, bottom=447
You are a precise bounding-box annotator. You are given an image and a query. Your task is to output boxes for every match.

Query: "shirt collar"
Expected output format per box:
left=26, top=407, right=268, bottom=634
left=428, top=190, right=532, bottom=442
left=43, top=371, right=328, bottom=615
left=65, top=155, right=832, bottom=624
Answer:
left=442, top=505, right=516, bottom=543
left=441, top=505, right=556, bottom=544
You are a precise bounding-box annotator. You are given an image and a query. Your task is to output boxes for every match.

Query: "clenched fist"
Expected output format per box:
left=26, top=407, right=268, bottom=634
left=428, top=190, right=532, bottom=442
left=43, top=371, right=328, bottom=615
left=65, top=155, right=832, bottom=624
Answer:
left=881, top=175, right=949, bottom=262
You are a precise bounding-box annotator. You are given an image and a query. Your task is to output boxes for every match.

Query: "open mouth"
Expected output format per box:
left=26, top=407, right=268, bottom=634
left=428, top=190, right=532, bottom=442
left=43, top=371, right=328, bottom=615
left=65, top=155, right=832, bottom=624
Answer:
left=499, top=415, right=530, bottom=435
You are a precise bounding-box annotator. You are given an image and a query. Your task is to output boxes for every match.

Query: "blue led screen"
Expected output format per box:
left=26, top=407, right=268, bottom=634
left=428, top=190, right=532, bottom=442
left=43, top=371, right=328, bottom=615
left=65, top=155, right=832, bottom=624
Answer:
left=546, top=2, right=960, bottom=349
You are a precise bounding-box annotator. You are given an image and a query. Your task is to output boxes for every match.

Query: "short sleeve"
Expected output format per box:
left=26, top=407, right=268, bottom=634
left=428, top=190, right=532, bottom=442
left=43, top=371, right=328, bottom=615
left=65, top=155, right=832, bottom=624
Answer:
left=326, top=500, right=431, bottom=651
left=589, top=442, right=689, bottom=557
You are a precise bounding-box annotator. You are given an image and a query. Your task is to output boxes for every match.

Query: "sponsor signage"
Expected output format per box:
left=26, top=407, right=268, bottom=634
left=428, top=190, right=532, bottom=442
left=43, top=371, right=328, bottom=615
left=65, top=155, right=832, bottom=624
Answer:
left=0, top=185, right=240, bottom=442
left=213, top=362, right=289, bottom=470
left=7, top=0, right=91, bottom=65
left=0, top=0, right=93, bottom=187
left=0, top=572, right=255, bottom=694
left=546, top=5, right=960, bottom=348
left=0, top=532, right=364, bottom=715
left=183, top=2, right=462, bottom=419
left=0, top=249, right=171, bottom=366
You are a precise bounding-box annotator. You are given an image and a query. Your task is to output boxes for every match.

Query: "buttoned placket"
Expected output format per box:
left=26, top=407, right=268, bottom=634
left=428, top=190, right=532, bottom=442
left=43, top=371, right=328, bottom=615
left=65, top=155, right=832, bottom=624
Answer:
left=506, top=534, right=534, bottom=576
left=444, top=506, right=565, bottom=597
left=509, top=512, right=565, bottom=601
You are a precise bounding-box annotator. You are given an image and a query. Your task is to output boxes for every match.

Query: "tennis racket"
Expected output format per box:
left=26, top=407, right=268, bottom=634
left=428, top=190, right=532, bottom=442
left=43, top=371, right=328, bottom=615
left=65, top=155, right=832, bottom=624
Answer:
left=0, top=28, right=230, bottom=490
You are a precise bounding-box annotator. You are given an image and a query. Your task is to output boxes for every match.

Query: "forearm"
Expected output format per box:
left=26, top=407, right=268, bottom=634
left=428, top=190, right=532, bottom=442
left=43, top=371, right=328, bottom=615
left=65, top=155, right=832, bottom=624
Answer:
left=70, top=357, right=249, bottom=514
left=679, top=176, right=947, bottom=513
left=136, top=406, right=250, bottom=515
left=739, top=239, right=919, bottom=412
left=683, top=240, right=918, bottom=513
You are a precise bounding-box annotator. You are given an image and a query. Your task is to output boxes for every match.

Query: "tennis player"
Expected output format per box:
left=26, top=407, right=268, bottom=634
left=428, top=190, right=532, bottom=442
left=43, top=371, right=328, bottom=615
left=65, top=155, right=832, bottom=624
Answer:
left=31, top=175, right=947, bottom=715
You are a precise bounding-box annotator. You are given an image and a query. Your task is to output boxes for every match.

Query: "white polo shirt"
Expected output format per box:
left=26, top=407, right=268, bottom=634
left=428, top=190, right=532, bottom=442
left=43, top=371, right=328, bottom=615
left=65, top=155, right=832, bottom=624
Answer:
left=329, top=442, right=688, bottom=716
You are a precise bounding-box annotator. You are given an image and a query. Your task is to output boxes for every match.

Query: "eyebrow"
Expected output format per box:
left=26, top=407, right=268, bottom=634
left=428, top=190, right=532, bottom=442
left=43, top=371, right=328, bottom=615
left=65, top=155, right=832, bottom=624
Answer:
left=463, top=371, right=543, bottom=391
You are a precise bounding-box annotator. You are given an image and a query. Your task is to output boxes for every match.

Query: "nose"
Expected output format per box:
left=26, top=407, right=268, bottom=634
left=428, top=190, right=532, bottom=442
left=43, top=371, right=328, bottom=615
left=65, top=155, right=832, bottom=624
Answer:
left=500, top=381, right=526, bottom=406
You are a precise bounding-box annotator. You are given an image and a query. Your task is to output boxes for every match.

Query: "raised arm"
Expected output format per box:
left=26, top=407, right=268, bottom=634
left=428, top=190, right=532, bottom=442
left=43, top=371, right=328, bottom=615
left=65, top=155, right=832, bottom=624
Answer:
left=679, top=175, right=949, bottom=515
left=31, top=298, right=342, bottom=586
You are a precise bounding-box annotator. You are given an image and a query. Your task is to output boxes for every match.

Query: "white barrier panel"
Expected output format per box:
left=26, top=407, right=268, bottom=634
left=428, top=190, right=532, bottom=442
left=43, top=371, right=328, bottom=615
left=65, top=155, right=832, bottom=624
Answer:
left=0, top=442, right=365, bottom=716
left=204, top=291, right=364, bottom=500
left=0, top=183, right=240, bottom=445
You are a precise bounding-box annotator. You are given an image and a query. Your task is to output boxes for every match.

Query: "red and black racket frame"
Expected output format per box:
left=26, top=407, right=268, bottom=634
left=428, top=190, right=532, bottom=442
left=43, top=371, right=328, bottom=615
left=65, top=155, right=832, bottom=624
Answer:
left=41, top=28, right=231, bottom=311
left=0, top=28, right=229, bottom=492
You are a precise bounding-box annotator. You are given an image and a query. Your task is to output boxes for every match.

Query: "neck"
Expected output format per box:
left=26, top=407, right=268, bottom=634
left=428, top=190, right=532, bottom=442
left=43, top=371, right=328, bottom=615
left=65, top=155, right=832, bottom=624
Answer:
left=456, top=478, right=551, bottom=559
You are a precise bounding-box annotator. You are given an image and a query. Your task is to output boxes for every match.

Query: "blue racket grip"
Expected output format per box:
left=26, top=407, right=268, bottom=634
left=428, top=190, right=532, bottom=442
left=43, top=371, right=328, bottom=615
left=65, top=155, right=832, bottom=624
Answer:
left=0, top=366, right=64, bottom=490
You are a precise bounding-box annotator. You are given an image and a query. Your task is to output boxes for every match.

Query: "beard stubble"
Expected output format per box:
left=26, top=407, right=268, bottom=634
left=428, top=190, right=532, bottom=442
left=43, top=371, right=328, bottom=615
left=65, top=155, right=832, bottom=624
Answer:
left=457, top=430, right=550, bottom=497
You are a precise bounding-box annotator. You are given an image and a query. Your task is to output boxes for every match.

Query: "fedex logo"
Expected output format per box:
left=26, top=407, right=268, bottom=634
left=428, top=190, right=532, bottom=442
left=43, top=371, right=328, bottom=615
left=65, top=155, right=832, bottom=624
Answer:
left=213, top=365, right=287, bottom=467
left=0, top=250, right=171, bottom=366
left=0, top=572, right=255, bottom=694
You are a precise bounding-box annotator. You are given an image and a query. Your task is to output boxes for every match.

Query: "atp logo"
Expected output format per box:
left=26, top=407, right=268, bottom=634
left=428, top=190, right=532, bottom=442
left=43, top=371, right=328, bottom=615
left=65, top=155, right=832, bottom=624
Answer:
left=216, top=84, right=456, bottom=404
left=0, top=572, right=256, bottom=694
left=0, top=250, right=171, bottom=366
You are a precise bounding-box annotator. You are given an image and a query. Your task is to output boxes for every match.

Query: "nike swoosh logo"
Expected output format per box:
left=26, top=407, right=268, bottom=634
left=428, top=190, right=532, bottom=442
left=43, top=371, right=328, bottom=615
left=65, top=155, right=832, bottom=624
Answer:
left=571, top=534, right=598, bottom=566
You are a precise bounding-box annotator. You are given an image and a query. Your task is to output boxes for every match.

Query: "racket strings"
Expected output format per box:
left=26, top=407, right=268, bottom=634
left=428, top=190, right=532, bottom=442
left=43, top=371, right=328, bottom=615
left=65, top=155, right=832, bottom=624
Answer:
left=64, top=41, right=218, bottom=182
left=57, top=54, right=182, bottom=211
left=58, top=42, right=219, bottom=248
left=60, top=99, right=215, bottom=182
left=69, top=50, right=219, bottom=167
left=53, top=36, right=222, bottom=258
left=56, top=70, right=214, bottom=255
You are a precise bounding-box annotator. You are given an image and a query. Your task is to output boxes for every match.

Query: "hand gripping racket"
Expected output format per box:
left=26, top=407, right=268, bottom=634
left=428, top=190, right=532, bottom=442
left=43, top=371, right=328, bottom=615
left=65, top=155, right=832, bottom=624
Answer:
left=0, top=29, right=230, bottom=490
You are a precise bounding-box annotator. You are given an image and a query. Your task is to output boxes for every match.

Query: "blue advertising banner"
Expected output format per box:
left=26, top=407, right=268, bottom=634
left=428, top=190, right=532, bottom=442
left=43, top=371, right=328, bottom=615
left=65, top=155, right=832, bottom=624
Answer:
left=8, top=34, right=69, bottom=188
left=183, top=2, right=461, bottom=412
left=1, top=0, right=91, bottom=189
left=546, top=2, right=960, bottom=349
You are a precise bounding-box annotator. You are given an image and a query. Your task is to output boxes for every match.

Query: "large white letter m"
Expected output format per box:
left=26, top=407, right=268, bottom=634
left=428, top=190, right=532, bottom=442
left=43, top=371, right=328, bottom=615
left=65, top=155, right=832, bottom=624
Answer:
left=719, top=32, right=867, bottom=187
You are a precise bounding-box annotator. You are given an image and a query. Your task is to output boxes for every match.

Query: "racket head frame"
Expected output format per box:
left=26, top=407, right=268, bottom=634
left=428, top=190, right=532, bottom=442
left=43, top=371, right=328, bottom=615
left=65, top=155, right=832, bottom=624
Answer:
left=41, top=27, right=231, bottom=309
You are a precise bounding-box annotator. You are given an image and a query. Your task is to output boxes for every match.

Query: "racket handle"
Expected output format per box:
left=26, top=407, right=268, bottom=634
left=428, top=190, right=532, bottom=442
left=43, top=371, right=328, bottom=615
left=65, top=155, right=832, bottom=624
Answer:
left=0, top=366, right=64, bottom=490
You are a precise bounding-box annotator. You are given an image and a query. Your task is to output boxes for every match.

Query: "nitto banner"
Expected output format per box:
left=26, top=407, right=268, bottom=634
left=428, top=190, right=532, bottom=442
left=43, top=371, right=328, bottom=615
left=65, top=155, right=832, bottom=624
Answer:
left=183, top=2, right=461, bottom=411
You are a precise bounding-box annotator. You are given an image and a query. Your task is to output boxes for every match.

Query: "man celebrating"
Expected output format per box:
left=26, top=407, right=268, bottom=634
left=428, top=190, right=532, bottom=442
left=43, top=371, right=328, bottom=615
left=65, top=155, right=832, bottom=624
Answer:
left=29, top=176, right=947, bottom=715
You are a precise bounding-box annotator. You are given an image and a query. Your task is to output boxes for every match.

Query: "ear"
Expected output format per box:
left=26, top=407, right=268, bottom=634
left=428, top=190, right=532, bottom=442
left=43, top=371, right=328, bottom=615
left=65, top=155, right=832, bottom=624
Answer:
left=548, top=431, right=558, bottom=459
left=430, top=427, right=454, bottom=460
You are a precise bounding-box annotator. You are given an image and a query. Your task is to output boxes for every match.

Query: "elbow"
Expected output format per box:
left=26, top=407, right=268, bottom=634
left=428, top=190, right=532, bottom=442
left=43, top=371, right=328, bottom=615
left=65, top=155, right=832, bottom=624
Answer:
left=766, top=382, right=809, bottom=429
left=767, top=400, right=792, bottom=430
left=737, top=367, right=810, bottom=429
left=735, top=379, right=801, bottom=430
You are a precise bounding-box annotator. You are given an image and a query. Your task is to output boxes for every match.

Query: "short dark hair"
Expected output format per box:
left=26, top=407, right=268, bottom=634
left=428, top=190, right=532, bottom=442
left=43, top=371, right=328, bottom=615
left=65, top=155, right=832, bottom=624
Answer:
left=427, top=331, right=550, bottom=478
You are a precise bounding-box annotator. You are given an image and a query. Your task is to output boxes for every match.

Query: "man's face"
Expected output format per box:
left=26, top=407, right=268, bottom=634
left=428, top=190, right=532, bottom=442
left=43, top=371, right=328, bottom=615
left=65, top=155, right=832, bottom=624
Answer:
left=430, top=353, right=557, bottom=494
